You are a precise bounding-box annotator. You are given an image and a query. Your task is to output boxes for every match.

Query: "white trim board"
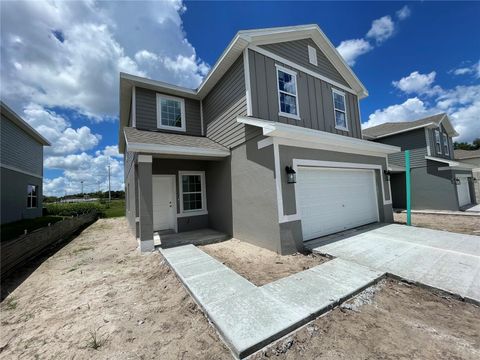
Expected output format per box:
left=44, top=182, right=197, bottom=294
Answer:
left=178, top=171, right=208, bottom=217
left=127, top=142, right=230, bottom=158
left=0, top=163, right=43, bottom=179
left=243, top=48, right=253, bottom=116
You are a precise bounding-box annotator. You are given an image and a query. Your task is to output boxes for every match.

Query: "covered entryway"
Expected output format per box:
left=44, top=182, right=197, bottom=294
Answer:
left=296, top=167, right=379, bottom=241
left=153, top=175, right=176, bottom=231
left=456, top=176, right=471, bottom=207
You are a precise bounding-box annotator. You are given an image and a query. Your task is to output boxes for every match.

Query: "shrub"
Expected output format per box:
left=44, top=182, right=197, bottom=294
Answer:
left=45, top=202, right=105, bottom=217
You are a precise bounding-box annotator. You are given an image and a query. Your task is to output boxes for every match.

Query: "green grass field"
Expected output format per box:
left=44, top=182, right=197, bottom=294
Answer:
left=102, top=200, right=125, bottom=218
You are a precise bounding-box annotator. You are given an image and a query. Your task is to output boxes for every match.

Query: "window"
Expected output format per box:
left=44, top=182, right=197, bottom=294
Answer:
left=443, top=133, right=449, bottom=155
left=156, top=94, right=186, bottom=131
left=276, top=65, right=300, bottom=120
left=27, top=185, right=37, bottom=208
left=179, top=171, right=206, bottom=214
left=435, top=130, right=441, bottom=153
left=332, top=89, right=348, bottom=131
left=308, top=45, right=318, bottom=66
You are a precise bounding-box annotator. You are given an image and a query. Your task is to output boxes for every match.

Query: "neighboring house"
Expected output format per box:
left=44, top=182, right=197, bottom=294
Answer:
left=363, top=114, right=476, bottom=211
left=454, top=149, right=480, bottom=201
left=1, top=101, right=51, bottom=224
left=119, top=25, right=399, bottom=254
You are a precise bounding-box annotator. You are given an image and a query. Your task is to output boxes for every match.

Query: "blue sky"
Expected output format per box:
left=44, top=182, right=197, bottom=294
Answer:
left=1, top=1, right=479, bottom=196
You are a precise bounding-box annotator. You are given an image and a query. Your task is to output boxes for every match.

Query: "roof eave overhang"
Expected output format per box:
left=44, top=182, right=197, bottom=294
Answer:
left=238, top=116, right=400, bottom=156
left=426, top=156, right=475, bottom=171
left=126, top=142, right=230, bottom=158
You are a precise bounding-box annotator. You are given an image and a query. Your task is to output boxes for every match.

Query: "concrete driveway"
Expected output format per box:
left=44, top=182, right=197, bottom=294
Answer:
left=307, top=224, right=480, bottom=303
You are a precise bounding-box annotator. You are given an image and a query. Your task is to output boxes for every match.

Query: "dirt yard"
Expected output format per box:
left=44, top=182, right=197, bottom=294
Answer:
left=1, top=218, right=479, bottom=359
left=200, top=239, right=328, bottom=286
left=394, top=212, right=480, bottom=235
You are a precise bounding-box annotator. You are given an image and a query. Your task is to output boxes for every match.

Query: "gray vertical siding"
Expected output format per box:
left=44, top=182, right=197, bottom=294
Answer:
left=248, top=49, right=362, bottom=139
left=1, top=115, right=44, bottom=176
left=1, top=167, right=43, bottom=224
left=428, top=125, right=454, bottom=160
left=135, top=87, right=202, bottom=136
left=259, top=38, right=349, bottom=87
left=203, top=55, right=259, bottom=148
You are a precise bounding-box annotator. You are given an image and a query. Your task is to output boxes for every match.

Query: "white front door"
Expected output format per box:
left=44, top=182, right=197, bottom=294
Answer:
left=457, top=177, right=471, bottom=207
left=296, top=167, right=380, bottom=241
left=153, top=175, right=176, bottom=231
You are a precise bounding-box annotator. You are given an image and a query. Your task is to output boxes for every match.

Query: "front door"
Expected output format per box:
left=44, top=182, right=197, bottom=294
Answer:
left=153, top=175, right=176, bottom=231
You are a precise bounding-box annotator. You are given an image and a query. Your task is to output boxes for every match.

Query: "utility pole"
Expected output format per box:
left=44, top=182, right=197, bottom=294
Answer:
left=81, top=180, right=84, bottom=197
left=108, top=164, right=111, bottom=203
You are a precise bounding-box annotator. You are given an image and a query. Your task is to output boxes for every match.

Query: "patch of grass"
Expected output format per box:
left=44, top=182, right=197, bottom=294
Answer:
left=3, top=296, right=18, bottom=310
left=102, top=200, right=125, bottom=218
left=1, top=216, right=64, bottom=242
left=45, top=199, right=125, bottom=219
left=86, top=328, right=107, bottom=350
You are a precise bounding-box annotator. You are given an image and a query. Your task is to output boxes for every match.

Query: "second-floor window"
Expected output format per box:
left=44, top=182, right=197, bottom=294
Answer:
left=157, top=94, right=186, bottom=132
left=332, top=89, right=348, bottom=131
left=443, top=133, right=449, bottom=155
left=276, top=65, right=300, bottom=120
left=435, top=129, right=441, bottom=153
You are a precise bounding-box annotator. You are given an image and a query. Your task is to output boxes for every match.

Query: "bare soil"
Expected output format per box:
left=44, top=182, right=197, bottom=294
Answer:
left=0, top=218, right=230, bottom=359
left=394, top=212, right=480, bottom=235
left=252, top=278, right=480, bottom=360
left=2, top=218, right=479, bottom=360
left=200, top=238, right=328, bottom=286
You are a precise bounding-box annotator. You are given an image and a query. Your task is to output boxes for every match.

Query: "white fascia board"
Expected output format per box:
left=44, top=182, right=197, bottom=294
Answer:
left=237, top=116, right=400, bottom=156
left=120, top=72, right=198, bottom=98
left=426, top=156, right=475, bottom=169
left=438, top=114, right=459, bottom=137
left=127, top=142, right=230, bottom=158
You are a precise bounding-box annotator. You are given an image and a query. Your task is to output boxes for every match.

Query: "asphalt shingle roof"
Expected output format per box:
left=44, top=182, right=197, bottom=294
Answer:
left=124, top=127, right=228, bottom=151
left=362, top=113, right=446, bottom=139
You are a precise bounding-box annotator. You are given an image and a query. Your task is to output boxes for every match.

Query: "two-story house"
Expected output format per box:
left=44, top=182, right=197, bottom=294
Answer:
left=119, top=25, right=400, bottom=254
left=363, top=114, right=476, bottom=211
left=1, top=101, right=51, bottom=224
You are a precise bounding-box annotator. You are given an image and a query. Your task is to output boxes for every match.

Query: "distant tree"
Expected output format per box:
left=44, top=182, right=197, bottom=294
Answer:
left=473, top=138, right=480, bottom=149
left=454, top=141, right=479, bottom=150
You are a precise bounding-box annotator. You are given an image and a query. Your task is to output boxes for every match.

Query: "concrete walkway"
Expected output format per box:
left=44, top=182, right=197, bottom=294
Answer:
left=395, top=208, right=480, bottom=216
left=160, top=245, right=383, bottom=359
left=307, top=224, right=480, bottom=304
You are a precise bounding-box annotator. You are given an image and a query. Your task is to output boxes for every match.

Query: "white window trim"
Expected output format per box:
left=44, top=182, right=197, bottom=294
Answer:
left=275, top=64, right=301, bottom=121
left=443, top=133, right=449, bottom=155
left=308, top=45, right=318, bottom=66
left=332, top=88, right=348, bottom=131
left=27, top=184, right=38, bottom=209
left=156, top=93, right=186, bottom=132
left=178, top=171, right=207, bottom=216
left=435, top=129, right=441, bottom=153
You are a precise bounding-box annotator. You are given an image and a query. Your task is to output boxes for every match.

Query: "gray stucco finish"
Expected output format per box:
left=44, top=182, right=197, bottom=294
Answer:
left=138, top=160, right=153, bottom=250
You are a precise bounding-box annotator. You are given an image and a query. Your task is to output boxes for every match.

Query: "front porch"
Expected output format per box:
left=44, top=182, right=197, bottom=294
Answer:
left=124, top=127, right=232, bottom=252
left=154, top=228, right=231, bottom=248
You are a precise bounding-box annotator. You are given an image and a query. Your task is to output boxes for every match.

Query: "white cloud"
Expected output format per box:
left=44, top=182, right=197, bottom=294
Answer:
left=0, top=0, right=209, bottom=119
left=364, top=73, right=480, bottom=143
left=22, top=104, right=101, bottom=156
left=396, top=6, right=411, bottom=21
left=366, top=16, right=395, bottom=44
left=44, top=147, right=124, bottom=196
left=337, top=7, right=411, bottom=66
left=392, top=71, right=438, bottom=95
left=451, top=60, right=480, bottom=78
left=336, top=39, right=373, bottom=66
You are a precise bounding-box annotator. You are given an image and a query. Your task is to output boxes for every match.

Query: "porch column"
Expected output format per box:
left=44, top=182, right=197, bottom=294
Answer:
left=137, top=155, right=154, bottom=252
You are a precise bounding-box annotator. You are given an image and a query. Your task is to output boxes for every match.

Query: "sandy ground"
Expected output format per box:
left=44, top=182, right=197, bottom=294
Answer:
left=252, top=278, right=480, bottom=359
left=0, top=218, right=230, bottom=359
left=200, top=239, right=328, bottom=286
left=394, top=212, right=480, bottom=235
left=2, top=218, right=479, bottom=360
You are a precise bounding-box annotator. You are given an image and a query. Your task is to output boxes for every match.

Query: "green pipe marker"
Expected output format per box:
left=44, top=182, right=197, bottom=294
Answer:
left=405, top=150, right=411, bottom=226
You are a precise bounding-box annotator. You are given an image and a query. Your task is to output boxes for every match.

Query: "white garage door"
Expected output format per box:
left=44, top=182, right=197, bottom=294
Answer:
left=296, top=167, right=380, bottom=241
left=457, top=177, right=471, bottom=207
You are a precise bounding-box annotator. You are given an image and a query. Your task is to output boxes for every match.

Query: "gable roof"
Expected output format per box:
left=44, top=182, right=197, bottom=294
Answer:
left=1, top=101, right=51, bottom=146
left=119, top=24, right=368, bottom=153
left=454, top=149, right=480, bottom=160
left=362, top=113, right=459, bottom=140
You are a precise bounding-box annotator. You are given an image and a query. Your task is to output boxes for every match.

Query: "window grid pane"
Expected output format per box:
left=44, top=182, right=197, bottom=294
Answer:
left=160, top=98, right=182, bottom=128
left=277, top=69, right=298, bottom=116
left=335, top=110, right=347, bottom=129
left=182, top=175, right=203, bottom=211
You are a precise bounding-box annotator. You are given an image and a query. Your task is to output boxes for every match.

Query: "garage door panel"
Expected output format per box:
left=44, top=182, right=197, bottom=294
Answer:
left=297, top=167, right=379, bottom=241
